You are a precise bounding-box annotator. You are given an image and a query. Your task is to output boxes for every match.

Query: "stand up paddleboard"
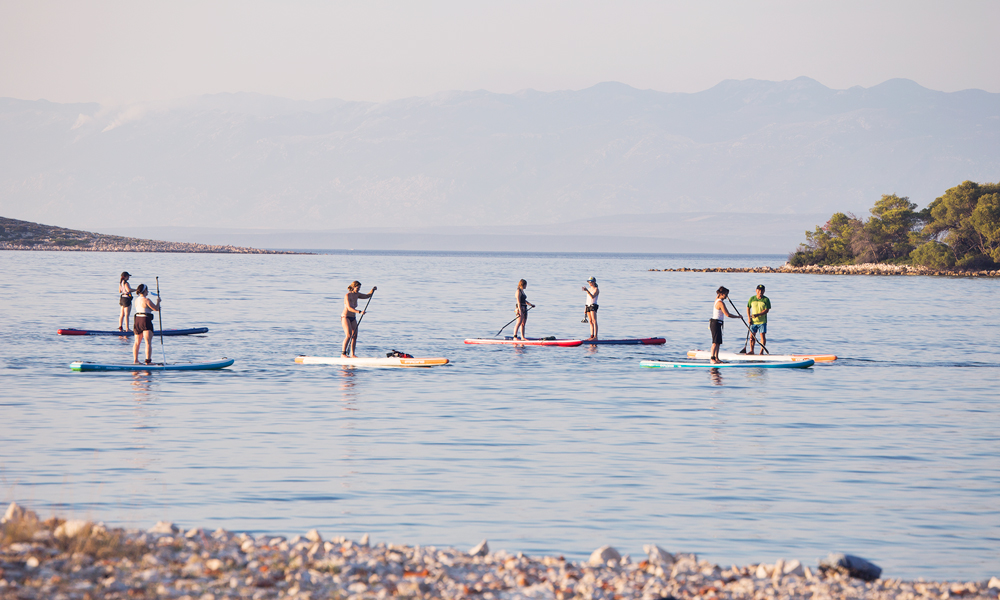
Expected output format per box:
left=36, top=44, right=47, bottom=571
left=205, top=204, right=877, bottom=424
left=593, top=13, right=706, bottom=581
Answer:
left=58, top=327, right=209, bottom=336
left=295, top=356, right=448, bottom=368
left=641, top=359, right=814, bottom=369
left=686, top=350, right=837, bottom=362
left=70, top=358, right=234, bottom=371
left=465, top=338, right=583, bottom=347
left=582, top=338, right=666, bottom=345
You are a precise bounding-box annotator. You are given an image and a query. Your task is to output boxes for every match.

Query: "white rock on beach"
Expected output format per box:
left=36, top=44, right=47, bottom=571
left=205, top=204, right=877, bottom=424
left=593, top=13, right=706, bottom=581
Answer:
left=589, top=545, right=621, bottom=566
left=305, top=528, right=323, bottom=543
left=148, top=521, right=179, bottom=534
left=643, top=543, right=675, bottom=566
left=470, top=539, right=489, bottom=556
left=54, top=519, right=91, bottom=539
left=2, top=502, right=37, bottom=524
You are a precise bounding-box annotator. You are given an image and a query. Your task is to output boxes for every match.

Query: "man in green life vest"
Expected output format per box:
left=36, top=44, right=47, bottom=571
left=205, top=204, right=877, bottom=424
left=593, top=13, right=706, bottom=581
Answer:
left=747, top=284, right=771, bottom=354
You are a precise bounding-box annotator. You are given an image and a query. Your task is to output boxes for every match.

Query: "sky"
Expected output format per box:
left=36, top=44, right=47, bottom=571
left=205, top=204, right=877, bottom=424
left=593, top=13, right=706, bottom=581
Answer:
left=2, top=0, right=999, bottom=105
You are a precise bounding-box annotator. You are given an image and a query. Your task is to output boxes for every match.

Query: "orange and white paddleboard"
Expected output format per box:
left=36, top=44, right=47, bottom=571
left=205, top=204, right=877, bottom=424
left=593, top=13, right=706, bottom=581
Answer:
left=295, top=356, right=449, bottom=368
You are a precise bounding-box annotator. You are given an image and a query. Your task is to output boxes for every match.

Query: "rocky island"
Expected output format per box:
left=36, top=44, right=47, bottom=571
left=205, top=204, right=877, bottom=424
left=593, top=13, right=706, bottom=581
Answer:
left=2, top=503, right=998, bottom=600
left=0, top=217, right=299, bottom=254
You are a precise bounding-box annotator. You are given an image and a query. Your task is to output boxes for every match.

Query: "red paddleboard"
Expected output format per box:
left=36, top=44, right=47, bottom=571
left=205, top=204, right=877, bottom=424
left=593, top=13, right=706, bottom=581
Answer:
left=464, top=338, right=583, bottom=347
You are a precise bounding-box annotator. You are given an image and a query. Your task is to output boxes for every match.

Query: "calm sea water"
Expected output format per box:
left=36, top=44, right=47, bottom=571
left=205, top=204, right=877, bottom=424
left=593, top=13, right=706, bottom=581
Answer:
left=1, top=250, right=998, bottom=580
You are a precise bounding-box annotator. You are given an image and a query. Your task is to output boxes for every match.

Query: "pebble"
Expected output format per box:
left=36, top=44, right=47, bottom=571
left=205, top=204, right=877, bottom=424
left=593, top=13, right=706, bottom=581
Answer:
left=1, top=503, right=997, bottom=600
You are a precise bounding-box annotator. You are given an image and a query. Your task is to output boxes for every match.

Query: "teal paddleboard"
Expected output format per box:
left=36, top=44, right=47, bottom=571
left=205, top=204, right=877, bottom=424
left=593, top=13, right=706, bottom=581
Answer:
left=70, top=358, right=234, bottom=372
left=641, top=358, right=814, bottom=369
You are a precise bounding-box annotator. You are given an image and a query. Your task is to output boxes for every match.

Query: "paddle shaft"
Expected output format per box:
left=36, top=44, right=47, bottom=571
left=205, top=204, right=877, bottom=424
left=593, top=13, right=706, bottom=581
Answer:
left=728, top=297, right=768, bottom=354
left=155, top=277, right=166, bottom=364
left=496, top=305, right=532, bottom=337
left=355, top=290, right=375, bottom=328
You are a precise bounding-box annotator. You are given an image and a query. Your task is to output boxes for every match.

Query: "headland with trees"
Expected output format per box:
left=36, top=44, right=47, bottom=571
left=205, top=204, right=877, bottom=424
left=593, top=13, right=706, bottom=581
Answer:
left=789, top=180, right=1000, bottom=271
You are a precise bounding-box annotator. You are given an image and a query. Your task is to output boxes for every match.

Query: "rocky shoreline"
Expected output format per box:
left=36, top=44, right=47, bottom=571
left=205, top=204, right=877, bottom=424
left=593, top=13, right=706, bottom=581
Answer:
left=2, top=504, right=998, bottom=600
left=649, top=263, right=1000, bottom=277
left=0, top=216, right=300, bottom=255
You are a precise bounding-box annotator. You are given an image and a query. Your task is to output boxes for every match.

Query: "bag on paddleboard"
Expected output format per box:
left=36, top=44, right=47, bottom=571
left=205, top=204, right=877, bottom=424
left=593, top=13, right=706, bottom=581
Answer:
left=386, top=350, right=414, bottom=358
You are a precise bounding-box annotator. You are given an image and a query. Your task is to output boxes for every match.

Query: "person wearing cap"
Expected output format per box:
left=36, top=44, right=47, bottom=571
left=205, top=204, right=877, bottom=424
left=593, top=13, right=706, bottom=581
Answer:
left=710, top=286, right=742, bottom=364
left=747, top=284, right=771, bottom=354
left=118, top=271, right=135, bottom=332
left=132, top=284, right=161, bottom=364
left=581, top=276, right=600, bottom=340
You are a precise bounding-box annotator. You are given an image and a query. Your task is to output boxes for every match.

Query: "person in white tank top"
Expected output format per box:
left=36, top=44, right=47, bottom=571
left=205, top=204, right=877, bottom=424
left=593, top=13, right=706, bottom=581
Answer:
left=581, top=276, right=599, bottom=340
left=709, top=286, right=741, bottom=364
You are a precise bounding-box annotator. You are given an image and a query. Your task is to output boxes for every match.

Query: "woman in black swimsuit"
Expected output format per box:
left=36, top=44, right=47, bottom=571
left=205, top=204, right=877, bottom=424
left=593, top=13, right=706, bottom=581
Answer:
left=118, top=272, right=135, bottom=332
left=514, top=279, right=535, bottom=340
left=132, top=284, right=161, bottom=364
left=342, top=281, right=376, bottom=357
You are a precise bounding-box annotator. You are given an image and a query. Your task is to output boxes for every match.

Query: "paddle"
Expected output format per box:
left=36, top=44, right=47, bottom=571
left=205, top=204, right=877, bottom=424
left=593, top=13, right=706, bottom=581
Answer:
left=155, top=277, right=166, bottom=364
left=728, top=297, right=769, bottom=355
left=355, top=288, right=375, bottom=328
left=496, top=305, right=532, bottom=337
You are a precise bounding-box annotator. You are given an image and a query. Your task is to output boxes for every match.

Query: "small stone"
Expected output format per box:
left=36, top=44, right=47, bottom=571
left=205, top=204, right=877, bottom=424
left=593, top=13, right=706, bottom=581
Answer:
left=589, top=545, right=621, bottom=566
left=818, top=553, right=882, bottom=581
left=988, top=577, right=1000, bottom=590
left=359, top=533, right=370, bottom=547
left=54, top=520, right=92, bottom=539
left=305, top=529, right=323, bottom=543
left=469, top=540, right=489, bottom=557
left=783, top=559, right=805, bottom=577
left=2, top=502, right=37, bottom=524
left=26, top=556, right=40, bottom=568
left=643, top=544, right=674, bottom=567
left=149, top=521, right=179, bottom=534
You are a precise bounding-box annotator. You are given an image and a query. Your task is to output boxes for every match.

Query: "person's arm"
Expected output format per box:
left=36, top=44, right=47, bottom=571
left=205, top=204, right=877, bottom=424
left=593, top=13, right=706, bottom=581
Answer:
left=582, top=287, right=594, bottom=301
left=356, top=286, right=377, bottom=299
left=720, top=300, right=740, bottom=319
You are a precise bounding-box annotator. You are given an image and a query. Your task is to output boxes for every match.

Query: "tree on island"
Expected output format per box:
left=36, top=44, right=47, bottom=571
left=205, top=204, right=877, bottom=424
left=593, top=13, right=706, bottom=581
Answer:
left=790, top=181, right=1000, bottom=269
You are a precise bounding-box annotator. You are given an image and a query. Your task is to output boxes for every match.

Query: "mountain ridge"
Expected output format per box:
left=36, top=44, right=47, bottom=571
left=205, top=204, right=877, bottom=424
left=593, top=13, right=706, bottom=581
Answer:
left=1, top=77, right=997, bottom=237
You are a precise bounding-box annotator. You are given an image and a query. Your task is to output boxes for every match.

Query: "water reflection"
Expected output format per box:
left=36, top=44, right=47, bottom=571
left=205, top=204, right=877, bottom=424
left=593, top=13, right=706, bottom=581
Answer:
left=709, top=368, right=724, bottom=386
left=337, top=368, right=358, bottom=411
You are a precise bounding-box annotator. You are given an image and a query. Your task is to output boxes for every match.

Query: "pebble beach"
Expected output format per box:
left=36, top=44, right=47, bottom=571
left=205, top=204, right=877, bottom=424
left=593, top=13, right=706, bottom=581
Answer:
left=2, top=504, right=998, bottom=600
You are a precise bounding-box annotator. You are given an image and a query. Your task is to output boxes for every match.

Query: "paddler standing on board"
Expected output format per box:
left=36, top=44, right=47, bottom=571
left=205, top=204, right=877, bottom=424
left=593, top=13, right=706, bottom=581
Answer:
left=581, top=276, right=599, bottom=340
left=710, top=286, right=742, bottom=364
left=342, top=281, right=376, bottom=358
left=514, top=279, right=535, bottom=341
left=747, top=284, right=771, bottom=355
left=118, top=271, right=135, bottom=332
left=132, top=284, right=160, bottom=365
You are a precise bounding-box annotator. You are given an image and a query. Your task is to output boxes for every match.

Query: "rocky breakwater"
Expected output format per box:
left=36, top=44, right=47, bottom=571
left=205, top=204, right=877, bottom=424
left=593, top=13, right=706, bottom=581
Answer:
left=649, top=264, right=1000, bottom=278
left=2, top=503, right=999, bottom=600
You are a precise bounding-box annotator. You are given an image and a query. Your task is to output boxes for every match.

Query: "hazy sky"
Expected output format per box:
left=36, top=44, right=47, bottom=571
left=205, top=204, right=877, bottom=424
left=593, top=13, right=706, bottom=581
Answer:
left=2, top=0, right=999, bottom=104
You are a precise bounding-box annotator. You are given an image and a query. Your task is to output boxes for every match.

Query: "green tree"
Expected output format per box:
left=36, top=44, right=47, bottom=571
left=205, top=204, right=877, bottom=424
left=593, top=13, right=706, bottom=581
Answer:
left=851, top=194, right=922, bottom=263
left=922, top=181, right=1000, bottom=266
left=910, top=241, right=955, bottom=268
left=789, top=212, right=861, bottom=266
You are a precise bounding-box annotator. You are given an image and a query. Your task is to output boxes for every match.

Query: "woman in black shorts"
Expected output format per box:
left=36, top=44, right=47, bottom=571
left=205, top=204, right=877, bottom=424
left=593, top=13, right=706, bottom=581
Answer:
left=118, top=272, right=135, bottom=332
left=132, top=284, right=161, bottom=364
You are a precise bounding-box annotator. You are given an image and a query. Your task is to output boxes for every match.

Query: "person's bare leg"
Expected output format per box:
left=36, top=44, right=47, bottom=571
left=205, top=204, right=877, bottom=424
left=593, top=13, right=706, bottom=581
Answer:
left=133, top=332, right=141, bottom=363
left=710, top=342, right=722, bottom=364
left=348, top=321, right=360, bottom=357
left=759, top=332, right=766, bottom=353
left=144, top=331, right=153, bottom=363
left=341, top=318, right=352, bottom=356
left=119, top=306, right=126, bottom=331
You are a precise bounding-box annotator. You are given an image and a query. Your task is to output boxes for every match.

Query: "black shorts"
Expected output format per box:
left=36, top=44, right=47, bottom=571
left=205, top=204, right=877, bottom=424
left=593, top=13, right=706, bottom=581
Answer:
left=119, top=295, right=132, bottom=307
left=709, top=319, right=723, bottom=345
left=134, top=314, right=154, bottom=334
left=585, top=304, right=599, bottom=313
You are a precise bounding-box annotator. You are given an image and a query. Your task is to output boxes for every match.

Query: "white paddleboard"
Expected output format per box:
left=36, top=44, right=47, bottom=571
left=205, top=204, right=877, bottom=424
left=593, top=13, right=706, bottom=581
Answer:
left=295, top=356, right=448, bottom=368
left=687, top=350, right=837, bottom=362
left=641, top=359, right=815, bottom=369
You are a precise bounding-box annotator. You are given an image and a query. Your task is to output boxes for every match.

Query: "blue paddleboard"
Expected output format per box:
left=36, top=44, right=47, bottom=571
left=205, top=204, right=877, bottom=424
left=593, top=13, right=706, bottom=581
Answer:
left=70, top=358, right=234, bottom=371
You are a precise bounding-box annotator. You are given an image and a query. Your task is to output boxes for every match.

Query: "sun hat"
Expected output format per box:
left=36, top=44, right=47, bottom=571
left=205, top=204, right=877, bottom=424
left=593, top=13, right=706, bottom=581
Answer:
left=587, top=276, right=597, bottom=283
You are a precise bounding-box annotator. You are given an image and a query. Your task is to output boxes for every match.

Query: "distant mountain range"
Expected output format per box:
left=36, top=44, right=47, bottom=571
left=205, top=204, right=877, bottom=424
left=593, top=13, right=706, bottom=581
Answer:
left=1, top=77, right=997, bottom=252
